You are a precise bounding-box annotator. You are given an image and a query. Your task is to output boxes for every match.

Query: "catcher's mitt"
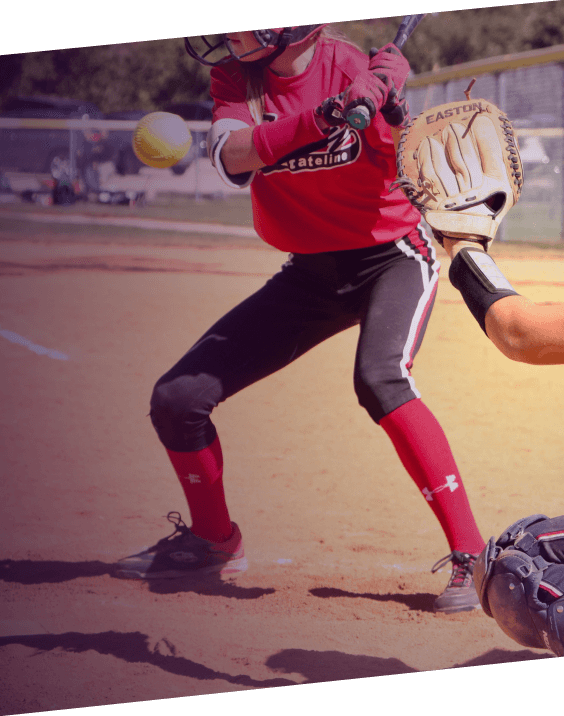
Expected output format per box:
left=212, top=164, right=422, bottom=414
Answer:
left=393, top=92, right=523, bottom=250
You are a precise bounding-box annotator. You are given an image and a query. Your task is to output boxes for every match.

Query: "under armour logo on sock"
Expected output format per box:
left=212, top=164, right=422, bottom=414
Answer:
left=184, top=473, right=201, bottom=484
left=422, top=474, right=459, bottom=502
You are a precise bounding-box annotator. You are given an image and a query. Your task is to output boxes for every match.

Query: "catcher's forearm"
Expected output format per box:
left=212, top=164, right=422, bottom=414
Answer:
left=486, top=297, right=564, bottom=365
left=448, top=245, right=564, bottom=365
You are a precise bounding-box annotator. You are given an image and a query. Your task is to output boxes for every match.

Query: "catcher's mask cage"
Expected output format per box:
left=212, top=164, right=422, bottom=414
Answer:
left=474, top=514, right=564, bottom=657
left=184, top=25, right=326, bottom=67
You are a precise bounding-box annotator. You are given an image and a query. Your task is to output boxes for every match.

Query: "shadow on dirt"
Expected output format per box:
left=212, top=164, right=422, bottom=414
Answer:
left=0, top=559, right=112, bottom=584
left=266, top=645, right=552, bottom=683
left=309, top=586, right=437, bottom=612
left=0, top=630, right=294, bottom=689
left=267, top=648, right=417, bottom=681
left=0, top=631, right=551, bottom=699
left=0, top=559, right=274, bottom=600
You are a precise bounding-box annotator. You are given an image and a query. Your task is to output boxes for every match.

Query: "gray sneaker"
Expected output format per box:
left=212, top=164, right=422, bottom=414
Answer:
left=432, top=550, right=481, bottom=613
left=114, top=512, right=247, bottom=579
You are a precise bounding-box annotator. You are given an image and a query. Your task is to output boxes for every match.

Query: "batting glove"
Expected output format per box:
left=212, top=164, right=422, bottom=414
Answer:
left=368, top=43, right=410, bottom=97
left=315, top=91, right=349, bottom=127
left=341, top=44, right=411, bottom=129
left=342, top=70, right=388, bottom=118
left=370, top=44, right=411, bottom=127
left=380, top=84, right=410, bottom=127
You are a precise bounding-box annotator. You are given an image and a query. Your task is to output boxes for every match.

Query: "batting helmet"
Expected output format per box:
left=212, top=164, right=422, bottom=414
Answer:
left=474, top=514, right=564, bottom=656
left=184, top=25, right=326, bottom=66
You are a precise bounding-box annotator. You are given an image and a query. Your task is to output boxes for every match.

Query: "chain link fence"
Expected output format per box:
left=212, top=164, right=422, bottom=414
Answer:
left=2, top=45, right=564, bottom=243
left=0, top=117, right=218, bottom=207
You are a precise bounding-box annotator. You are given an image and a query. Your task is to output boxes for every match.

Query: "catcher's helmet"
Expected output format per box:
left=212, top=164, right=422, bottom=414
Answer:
left=474, top=514, right=564, bottom=656
left=184, top=25, right=326, bottom=66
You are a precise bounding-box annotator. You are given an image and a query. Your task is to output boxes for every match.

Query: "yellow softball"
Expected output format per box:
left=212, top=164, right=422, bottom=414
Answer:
left=132, top=112, right=193, bottom=169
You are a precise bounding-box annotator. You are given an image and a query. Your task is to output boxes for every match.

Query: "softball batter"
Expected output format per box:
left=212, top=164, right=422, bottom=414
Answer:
left=116, top=24, right=486, bottom=613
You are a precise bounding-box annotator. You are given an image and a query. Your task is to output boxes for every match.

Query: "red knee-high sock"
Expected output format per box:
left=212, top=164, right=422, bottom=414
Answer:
left=380, top=399, right=485, bottom=555
left=166, top=435, right=232, bottom=543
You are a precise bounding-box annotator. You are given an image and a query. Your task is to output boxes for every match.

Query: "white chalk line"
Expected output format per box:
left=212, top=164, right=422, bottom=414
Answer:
left=0, top=327, right=69, bottom=360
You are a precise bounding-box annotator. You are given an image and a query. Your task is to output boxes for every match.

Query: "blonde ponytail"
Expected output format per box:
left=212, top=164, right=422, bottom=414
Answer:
left=245, top=64, right=266, bottom=126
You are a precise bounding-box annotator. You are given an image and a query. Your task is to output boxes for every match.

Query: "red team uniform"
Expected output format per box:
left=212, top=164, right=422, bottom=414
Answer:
left=116, top=28, right=486, bottom=613
left=212, top=39, right=420, bottom=252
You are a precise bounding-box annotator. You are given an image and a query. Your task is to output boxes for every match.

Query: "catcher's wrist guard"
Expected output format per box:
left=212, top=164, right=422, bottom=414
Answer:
left=393, top=93, right=524, bottom=251
left=449, top=247, right=520, bottom=333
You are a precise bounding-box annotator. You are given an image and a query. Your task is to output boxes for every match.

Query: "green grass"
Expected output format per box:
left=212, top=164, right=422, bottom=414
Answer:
left=0, top=216, right=268, bottom=248
left=149, top=193, right=254, bottom=226
left=3, top=192, right=255, bottom=227
left=0, top=193, right=267, bottom=248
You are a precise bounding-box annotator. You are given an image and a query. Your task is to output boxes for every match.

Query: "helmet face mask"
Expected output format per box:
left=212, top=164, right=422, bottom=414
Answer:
left=184, top=25, right=326, bottom=67
left=184, top=35, right=231, bottom=66
left=223, top=32, right=278, bottom=63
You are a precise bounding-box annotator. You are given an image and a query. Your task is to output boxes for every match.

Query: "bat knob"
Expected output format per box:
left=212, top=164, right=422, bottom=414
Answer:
left=346, top=105, right=372, bottom=131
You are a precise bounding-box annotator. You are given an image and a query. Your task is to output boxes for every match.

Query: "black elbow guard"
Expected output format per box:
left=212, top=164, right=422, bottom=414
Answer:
left=449, top=247, right=520, bottom=334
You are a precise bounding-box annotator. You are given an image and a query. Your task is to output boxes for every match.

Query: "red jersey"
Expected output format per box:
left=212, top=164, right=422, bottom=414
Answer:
left=210, top=38, right=421, bottom=254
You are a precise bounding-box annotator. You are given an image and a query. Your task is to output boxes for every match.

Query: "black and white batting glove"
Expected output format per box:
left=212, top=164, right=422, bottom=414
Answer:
left=380, top=84, right=410, bottom=127
left=315, top=91, right=348, bottom=127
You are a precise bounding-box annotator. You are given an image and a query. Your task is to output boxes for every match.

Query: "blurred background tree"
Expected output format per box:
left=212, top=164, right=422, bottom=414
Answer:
left=0, top=40, right=211, bottom=111
left=1, top=1, right=564, bottom=111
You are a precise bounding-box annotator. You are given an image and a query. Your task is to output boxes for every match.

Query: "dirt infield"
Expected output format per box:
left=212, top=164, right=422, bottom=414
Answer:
left=1, top=232, right=563, bottom=715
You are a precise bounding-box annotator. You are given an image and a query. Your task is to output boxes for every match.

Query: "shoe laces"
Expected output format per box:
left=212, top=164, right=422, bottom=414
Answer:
left=153, top=511, right=191, bottom=548
left=431, top=550, right=477, bottom=589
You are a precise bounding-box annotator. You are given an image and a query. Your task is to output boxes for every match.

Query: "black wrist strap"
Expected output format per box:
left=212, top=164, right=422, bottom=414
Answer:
left=449, top=247, right=520, bottom=334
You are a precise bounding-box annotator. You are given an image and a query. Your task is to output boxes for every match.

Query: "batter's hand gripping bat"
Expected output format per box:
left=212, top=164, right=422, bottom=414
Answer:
left=344, top=14, right=426, bottom=130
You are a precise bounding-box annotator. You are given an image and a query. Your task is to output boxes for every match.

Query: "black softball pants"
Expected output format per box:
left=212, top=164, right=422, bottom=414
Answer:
left=150, top=231, right=440, bottom=452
